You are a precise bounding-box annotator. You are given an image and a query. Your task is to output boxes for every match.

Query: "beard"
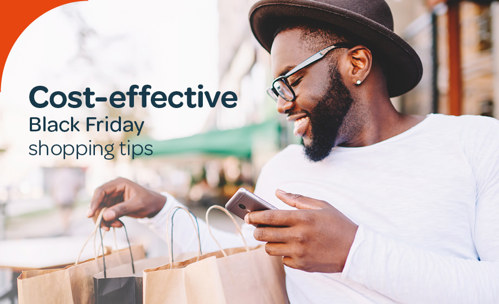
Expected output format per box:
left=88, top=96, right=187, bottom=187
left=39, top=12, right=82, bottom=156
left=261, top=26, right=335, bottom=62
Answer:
left=304, top=65, right=355, bottom=162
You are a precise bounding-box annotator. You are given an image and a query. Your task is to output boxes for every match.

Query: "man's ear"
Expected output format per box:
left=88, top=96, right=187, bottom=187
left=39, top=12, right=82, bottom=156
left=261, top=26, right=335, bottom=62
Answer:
left=346, top=46, right=372, bottom=85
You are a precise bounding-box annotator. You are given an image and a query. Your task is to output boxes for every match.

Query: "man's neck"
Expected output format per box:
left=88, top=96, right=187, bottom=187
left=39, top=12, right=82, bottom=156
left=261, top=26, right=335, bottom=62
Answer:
left=338, top=96, right=425, bottom=147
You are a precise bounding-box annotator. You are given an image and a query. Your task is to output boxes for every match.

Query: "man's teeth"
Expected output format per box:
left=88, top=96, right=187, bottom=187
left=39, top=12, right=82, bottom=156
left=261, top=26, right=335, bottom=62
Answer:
left=294, top=117, right=309, bottom=136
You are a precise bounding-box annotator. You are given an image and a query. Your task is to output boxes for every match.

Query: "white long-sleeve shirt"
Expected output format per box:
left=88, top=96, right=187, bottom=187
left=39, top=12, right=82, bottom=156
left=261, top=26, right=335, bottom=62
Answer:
left=142, top=114, right=499, bottom=303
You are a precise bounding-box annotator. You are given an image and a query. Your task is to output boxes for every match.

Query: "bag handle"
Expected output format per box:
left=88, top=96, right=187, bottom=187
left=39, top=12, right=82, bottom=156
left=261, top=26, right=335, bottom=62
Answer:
left=75, top=208, right=124, bottom=265
left=93, top=227, right=117, bottom=259
left=98, top=219, right=135, bottom=278
left=166, top=206, right=202, bottom=264
left=76, top=208, right=107, bottom=265
left=205, top=205, right=250, bottom=257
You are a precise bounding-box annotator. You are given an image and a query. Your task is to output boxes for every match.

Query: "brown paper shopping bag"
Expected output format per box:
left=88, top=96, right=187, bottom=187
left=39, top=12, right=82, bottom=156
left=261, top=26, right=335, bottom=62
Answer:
left=143, top=205, right=288, bottom=304
left=17, top=209, right=145, bottom=304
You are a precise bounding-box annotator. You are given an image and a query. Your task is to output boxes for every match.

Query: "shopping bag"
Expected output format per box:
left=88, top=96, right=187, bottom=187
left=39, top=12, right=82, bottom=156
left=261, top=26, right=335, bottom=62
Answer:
left=93, top=207, right=200, bottom=304
left=93, top=219, right=169, bottom=304
left=93, top=256, right=169, bottom=304
left=143, top=205, right=289, bottom=304
left=93, top=219, right=138, bottom=304
left=17, top=209, right=145, bottom=304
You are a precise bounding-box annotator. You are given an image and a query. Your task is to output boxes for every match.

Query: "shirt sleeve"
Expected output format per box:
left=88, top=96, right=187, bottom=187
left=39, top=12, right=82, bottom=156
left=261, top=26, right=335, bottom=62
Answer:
left=342, top=116, right=499, bottom=303
left=138, top=192, right=260, bottom=259
left=341, top=225, right=499, bottom=304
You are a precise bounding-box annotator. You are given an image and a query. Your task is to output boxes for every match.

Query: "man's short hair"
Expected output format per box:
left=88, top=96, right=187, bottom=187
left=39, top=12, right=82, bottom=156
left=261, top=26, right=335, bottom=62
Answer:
left=272, top=18, right=386, bottom=79
left=272, top=18, right=359, bottom=51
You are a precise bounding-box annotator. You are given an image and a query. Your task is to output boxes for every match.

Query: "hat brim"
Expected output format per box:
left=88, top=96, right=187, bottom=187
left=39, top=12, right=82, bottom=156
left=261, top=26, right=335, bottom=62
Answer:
left=249, top=0, right=423, bottom=97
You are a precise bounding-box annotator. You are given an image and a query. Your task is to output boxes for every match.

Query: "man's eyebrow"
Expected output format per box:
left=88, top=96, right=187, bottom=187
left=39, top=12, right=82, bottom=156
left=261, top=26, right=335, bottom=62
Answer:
left=277, top=65, right=296, bottom=77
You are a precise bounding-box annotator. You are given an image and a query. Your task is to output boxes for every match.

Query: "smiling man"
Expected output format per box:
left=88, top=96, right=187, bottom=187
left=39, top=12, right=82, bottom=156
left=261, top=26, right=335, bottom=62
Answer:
left=267, top=24, right=423, bottom=161
left=89, top=0, right=499, bottom=303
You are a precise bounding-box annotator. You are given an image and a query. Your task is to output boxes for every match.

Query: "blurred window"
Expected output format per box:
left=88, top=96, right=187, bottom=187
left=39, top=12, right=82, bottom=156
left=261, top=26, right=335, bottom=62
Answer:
left=477, top=5, right=492, bottom=52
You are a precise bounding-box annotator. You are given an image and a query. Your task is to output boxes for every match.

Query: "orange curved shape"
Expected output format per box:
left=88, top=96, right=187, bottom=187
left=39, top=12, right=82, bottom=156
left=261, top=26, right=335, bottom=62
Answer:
left=0, top=0, right=88, bottom=92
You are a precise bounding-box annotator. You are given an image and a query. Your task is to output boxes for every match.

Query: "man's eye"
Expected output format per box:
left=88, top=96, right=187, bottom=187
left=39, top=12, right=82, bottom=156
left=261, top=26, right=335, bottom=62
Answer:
left=290, top=77, right=302, bottom=87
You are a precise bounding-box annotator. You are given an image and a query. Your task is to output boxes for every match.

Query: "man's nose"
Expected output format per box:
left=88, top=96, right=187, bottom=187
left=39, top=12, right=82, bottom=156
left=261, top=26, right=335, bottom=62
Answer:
left=276, top=97, right=293, bottom=114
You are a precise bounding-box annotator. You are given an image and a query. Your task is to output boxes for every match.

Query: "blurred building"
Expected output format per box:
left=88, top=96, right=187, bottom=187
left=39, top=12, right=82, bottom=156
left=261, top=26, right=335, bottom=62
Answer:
left=404, top=0, right=498, bottom=118
left=195, top=0, right=287, bottom=183
left=215, top=0, right=274, bottom=130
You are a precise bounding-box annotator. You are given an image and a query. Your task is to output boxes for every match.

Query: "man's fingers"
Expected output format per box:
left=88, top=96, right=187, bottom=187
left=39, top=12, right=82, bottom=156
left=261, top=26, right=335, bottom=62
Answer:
left=99, top=219, right=120, bottom=229
left=264, top=243, right=289, bottom=256
left=103, top=208, right=117, bottom=222
left=282, top=256, right=299, bottom=269
left=110, top=221, right=124, bottom=228
left=254, top=227, right=293, bottom=243
left=275, top=189, right=328, bottom=210
left=247, top=210, right=298, bottom=226
left=102, top=199, right=137, bottom=222
left=89, top=186, right=107, bottom=217
left=89, top=178, right=129, bottom=217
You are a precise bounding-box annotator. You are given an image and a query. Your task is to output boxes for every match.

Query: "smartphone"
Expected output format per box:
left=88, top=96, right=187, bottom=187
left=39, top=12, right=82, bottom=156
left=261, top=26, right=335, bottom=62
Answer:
left=225, top=188, right=277, bottom=220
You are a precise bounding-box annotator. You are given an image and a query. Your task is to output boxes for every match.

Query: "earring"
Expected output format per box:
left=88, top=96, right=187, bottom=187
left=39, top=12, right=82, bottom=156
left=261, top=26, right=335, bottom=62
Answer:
left=355, top=80, right=362, bottom=86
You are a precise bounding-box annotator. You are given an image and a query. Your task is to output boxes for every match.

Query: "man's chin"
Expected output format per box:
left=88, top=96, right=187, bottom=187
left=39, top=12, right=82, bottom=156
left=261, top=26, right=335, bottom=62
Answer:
left=303, top=139, right=335, bottom=162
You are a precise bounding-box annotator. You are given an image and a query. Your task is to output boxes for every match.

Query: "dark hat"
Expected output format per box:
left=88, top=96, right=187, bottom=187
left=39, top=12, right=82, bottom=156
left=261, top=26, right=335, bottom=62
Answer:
left=249, top=0, right=423, bottom=97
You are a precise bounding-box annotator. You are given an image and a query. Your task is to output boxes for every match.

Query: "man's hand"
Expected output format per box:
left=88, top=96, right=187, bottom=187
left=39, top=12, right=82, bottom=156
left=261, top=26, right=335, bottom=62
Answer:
left=87, top=177, right=166, bottom=230
left=246, top=190, right=358, bottom=273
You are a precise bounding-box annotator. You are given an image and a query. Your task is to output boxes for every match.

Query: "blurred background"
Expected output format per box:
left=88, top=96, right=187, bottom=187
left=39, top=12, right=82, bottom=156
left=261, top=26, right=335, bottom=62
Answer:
left=0, top=0, right=498, bottom=302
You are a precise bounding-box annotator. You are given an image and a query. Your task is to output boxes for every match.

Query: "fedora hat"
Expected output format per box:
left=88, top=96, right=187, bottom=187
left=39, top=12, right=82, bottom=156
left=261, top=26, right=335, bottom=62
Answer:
left=249, top=0, right=423, bottom=97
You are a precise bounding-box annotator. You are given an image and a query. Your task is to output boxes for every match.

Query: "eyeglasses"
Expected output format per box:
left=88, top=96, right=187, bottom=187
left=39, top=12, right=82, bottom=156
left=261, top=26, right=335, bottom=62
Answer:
left=266, top=42, right=352, bottom=102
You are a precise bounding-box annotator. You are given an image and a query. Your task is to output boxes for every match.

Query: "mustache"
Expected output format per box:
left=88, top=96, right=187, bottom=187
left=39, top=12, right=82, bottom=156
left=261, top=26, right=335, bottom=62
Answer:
left=285, top=109, right=310, bottom=117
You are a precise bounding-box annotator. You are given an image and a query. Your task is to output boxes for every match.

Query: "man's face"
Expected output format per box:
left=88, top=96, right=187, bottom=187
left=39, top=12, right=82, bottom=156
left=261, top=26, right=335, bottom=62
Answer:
left=270, top=28, right=355, bottom=161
